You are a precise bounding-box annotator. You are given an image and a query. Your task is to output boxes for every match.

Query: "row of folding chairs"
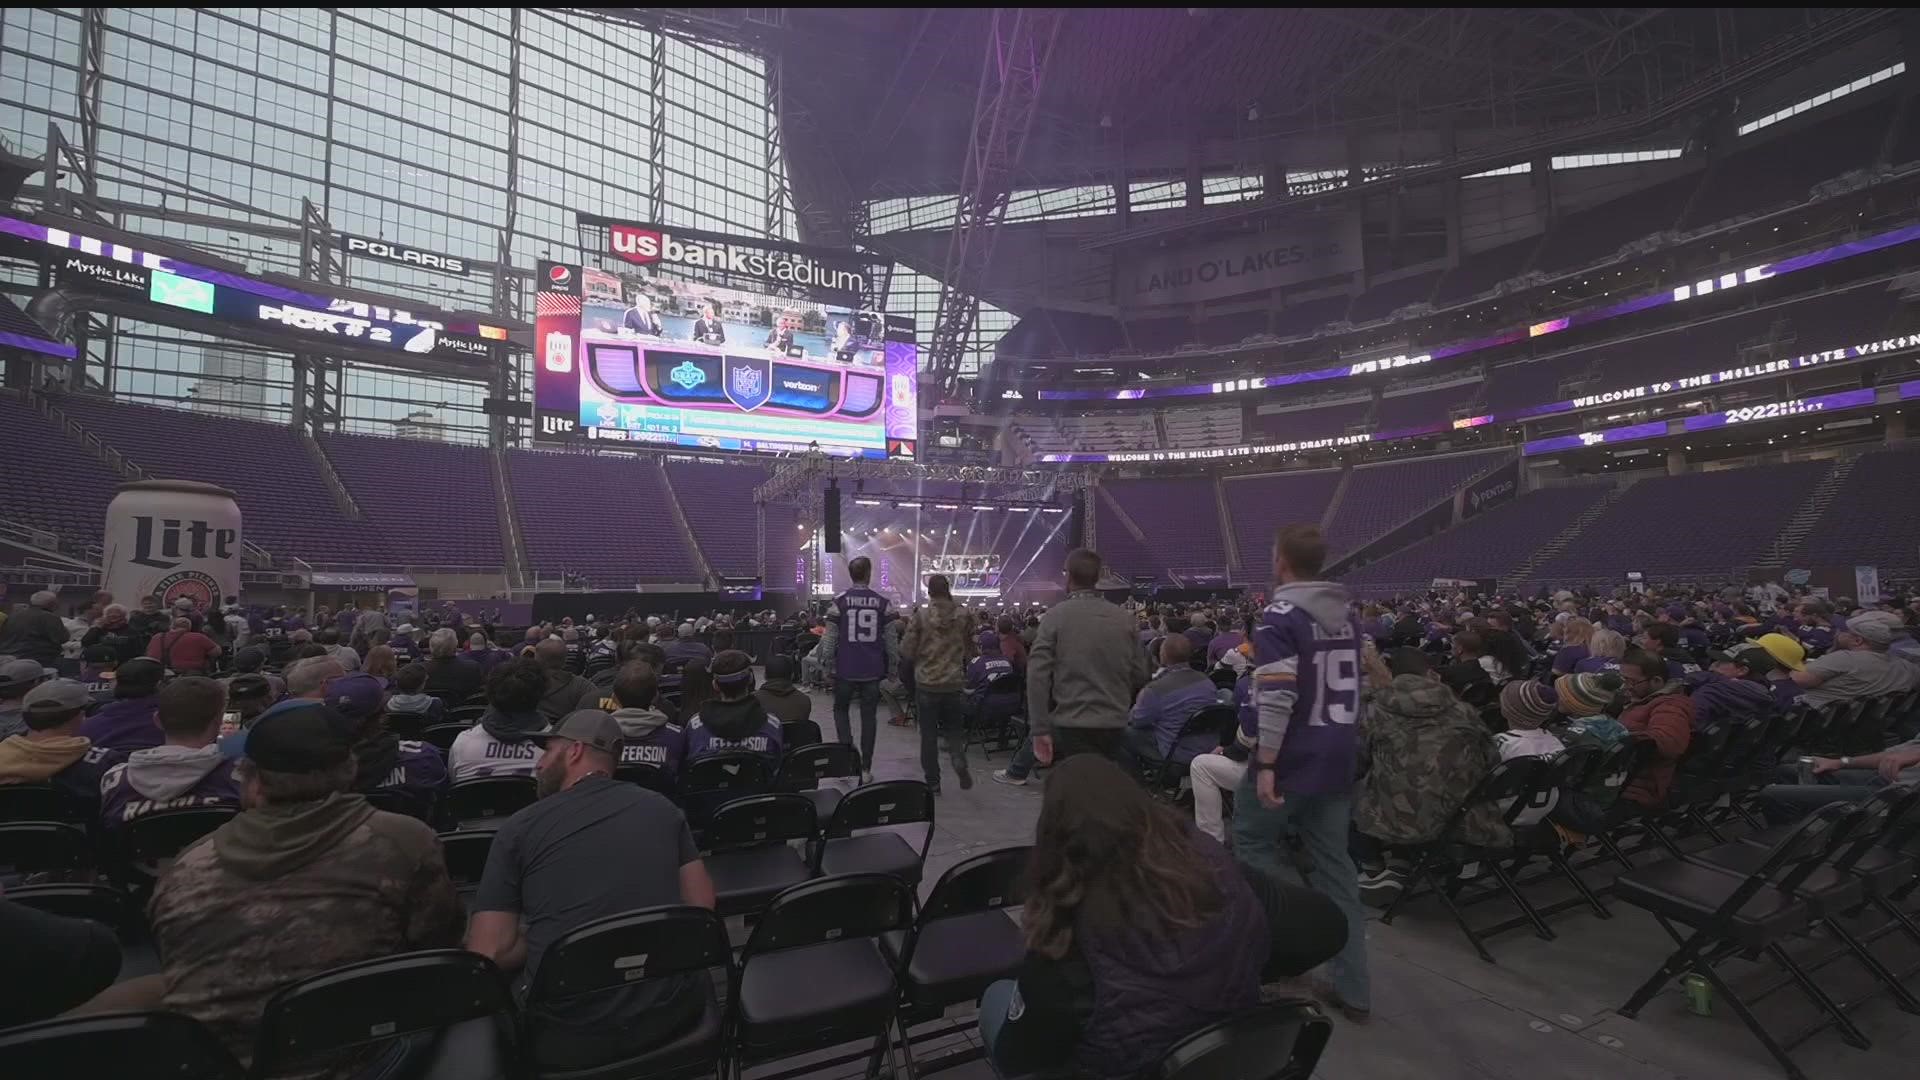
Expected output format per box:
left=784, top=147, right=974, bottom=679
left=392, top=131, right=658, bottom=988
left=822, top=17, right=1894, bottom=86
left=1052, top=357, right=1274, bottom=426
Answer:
left=0, top=858, right=1333, bottom=1080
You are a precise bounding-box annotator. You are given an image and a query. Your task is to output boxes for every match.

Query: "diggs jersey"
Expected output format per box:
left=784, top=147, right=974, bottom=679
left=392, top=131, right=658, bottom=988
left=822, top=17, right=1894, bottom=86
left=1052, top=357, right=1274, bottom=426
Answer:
left=1250, top=589, right=1362, bottom=796
left=828, top=588, right=891, bottom=681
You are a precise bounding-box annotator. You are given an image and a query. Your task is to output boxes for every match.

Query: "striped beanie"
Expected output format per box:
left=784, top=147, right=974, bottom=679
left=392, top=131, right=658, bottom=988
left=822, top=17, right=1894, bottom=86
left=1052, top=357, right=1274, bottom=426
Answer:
left=1499, top=680, right=1558, bottom=730
left=1554, top=672, right=1621, bottom=717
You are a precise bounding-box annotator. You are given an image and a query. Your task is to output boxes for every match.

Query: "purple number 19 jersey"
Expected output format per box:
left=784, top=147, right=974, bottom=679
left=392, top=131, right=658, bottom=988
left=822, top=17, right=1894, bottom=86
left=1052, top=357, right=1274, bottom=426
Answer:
left=830, top=588, right=890, bottom=681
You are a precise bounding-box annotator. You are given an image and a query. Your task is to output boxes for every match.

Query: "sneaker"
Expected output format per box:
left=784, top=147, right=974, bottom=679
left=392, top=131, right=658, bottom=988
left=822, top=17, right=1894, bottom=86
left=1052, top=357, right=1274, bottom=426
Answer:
left=1309, top=978, right=1372, bottom=1025
left=991, top=769, right=1028, bottom=786
left=1357, top=867, right=1406, bottom=909
left=860, top=771, right=874, bottom=785
left=927, top=784, right=942, bottom=796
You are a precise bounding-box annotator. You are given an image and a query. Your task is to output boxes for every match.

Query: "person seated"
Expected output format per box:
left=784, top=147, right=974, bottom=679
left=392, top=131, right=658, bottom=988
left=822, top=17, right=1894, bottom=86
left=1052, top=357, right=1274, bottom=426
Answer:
left=1353, top=648, right=1506, bottom=906
left=977, top=755, right=1268, bottom=1079
left=1757, top=737, right=1920, bottom=824
left=449, top=659, right=550, bottom=782
left=1188, top=671, right=1251, bottom=843
left=99, top=676, right=241, bottom=829
left=534, top=638, right=599, bottom=723
left=683, top=650, right=783, bottom=763
left=1635, top=623, right=1694, bottom=680
left=385, top=662, right=446, bottom=726
left=0, top=679, right=123, bottom=815
left=1124, top=634, right=1219, bottom=775
left=752, top=654, right=811, bottom=728
left=1686, top=642, right=1781, bottom=735
left=1660, top=603, right=1711, bottom=653
left=78, top=656, right=167, bottom=752
left=967, top=628, right=1018, bottom=714
left=1610, top=649, right=1694, bottom=821
left=424, top=627, right=486, bottom=702
left=1575, top=627, right=1627, bottom=675
left=0, top=657, right=56, bottom=739
left=607, top=662, right=686, bottom=781
left=1494, top=681, right=1566, bottom=762
left=1789, top=600, right=1836, bottom=655
left=1790, top=610, right=1917, bottom=709
left=387, top=622, right=423, bottom=665
left=146, top=700, right=465, bottom=1070
left=1550, top=617, right=1595, bottom=676
left=1438, top=630, right=1499, bottom=710
left=226, top=672, right=282, bottom=728
left=316, top=626, right=361, bottom=673
left=1745, top=631, right=1809, bottom=709
left=325, top=672, right=448, bottom=813
left=663, top=622, right=713, bottom=668
left=467, top=709, right=717, bottom=1070
left=285, top=655, right=348, bottom=701
left=997, top=617, right=1029, bottom=671
left=1479, top=612, right=1535, bottom=682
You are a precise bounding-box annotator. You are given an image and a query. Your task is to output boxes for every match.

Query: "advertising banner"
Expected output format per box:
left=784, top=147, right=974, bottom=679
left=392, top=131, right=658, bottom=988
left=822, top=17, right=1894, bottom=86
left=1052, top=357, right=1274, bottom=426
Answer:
left=1459, top=459, right=1520, bottom=520
left=102, top=479, right=243, bottom=609
left=1113, top=213, right=1362, bottom=306
left=1854, top=566, right=1881, bottom=605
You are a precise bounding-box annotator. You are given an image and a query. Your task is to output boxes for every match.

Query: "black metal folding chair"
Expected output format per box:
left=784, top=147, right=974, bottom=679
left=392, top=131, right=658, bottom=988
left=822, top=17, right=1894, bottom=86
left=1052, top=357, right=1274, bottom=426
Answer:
left=884, top=845, right=1031, bottom=1020
left=814, top=780, right=935, bottom=890
left=0, top=820, right=91, bottom=880
left=422, top=722, right=474, bottom=752
left=780, top=718, right=825, bottom=751
left=0, top=1010, right=244, bottom=1080
left=681, top=752, right=775, bottom=831
left=3, top=882, right=134, bottom=934
left=0, top=782, right=89, bottom=825
left=1151, top=1000, right=1333, bottom=1080
left=702, top=793, right=818, bottom=917
left=252, top=949, right=518, bottom=1080
left=444, top=776, right=538, bottom=830
left=776, top=741, right=864, bottom=827
left=1614, top=803, right=1867, bottom=1080
left=615, top=762, right=682, bottom=803
left=970, top=673, right=1025, bottom=755
left=523, top=906, right=732, bottom=1080
left=439, top=830, right=497, bottom=895
left=729, top=874, right=918, bottom=1080
left=1141, top=703, right=1238, bottom=800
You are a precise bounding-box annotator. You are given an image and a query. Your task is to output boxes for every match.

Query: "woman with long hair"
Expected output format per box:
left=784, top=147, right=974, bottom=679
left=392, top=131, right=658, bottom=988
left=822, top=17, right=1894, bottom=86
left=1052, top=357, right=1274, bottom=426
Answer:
left=977, top=755, right=1270, bottom=1078
left=362, top=644, right=398, bottom=681
left=1577, top=627, right=1628, bottom=674
left=1551, top=617, right=1595, bottom=676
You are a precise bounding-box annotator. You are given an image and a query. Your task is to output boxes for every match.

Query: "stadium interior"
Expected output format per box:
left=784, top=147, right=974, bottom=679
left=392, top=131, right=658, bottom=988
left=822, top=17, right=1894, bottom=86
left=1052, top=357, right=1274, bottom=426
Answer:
left=3, top=7, right=1920, bottom=1080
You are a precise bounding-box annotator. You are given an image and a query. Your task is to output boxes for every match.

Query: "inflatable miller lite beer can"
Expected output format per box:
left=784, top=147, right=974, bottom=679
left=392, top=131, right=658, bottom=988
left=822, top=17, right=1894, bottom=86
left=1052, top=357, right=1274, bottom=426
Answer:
left=102, top=479, right=244, bottom=610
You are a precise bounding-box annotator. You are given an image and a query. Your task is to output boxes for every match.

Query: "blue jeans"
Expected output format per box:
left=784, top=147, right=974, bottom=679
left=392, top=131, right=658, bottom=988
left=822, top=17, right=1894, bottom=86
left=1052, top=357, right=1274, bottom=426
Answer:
left=1005, top=737, right=1038, bottom=780
left=1230, top=773, right=1370, bottom=1011
left=833, top=678, right=880, bottom=771
left=1757, top=768, right=1888, bottom=825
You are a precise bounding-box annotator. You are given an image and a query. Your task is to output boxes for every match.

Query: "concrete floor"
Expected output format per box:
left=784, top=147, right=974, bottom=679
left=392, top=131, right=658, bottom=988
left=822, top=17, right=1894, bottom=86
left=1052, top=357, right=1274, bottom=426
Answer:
left=803, top=685, right=1920, bottom=1080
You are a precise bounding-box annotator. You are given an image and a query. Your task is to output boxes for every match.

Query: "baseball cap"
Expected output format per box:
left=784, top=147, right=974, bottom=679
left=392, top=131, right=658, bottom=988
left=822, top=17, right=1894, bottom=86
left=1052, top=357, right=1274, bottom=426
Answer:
left=1383, top=646, right=1431, bottom=677
left=0, top=658, right=56, bottom=693
left=22, top=678, right=92, bottom=715
left=1707, top=644, right=1779, bottom=673
left=1748, top=633, right=1807, bottom=672
left=228, top=699, right=354, bottom=770
left=532, top=709, right=623, bottom=756
left=395, top=623, right=418, bottom=635
left=322, top=672, right=386, bottom=720
left=1842, top=610, right=1907, bottom=647
left=227, top=673, right=279, bottom=704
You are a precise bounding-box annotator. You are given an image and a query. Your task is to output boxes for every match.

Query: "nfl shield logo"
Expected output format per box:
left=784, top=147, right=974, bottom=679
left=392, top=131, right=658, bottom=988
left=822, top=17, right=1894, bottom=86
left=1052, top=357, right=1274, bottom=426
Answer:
left=725, top=356, right=773, bottom=411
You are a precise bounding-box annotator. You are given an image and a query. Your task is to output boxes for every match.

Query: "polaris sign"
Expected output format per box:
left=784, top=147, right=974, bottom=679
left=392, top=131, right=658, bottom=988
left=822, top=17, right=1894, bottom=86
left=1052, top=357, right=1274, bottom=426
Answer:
left=339, top=235, right=471, bottom=276
left=607, top=223, right=866, bottom=304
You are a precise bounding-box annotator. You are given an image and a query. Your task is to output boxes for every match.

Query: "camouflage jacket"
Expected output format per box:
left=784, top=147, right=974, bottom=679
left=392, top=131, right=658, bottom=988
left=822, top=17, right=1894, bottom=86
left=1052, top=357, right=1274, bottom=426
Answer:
left=900, top=599, right=971, bottom=692
left=1353, top=674, right=1509, bottom=847
left=148, top=793, right=465, bottom=1073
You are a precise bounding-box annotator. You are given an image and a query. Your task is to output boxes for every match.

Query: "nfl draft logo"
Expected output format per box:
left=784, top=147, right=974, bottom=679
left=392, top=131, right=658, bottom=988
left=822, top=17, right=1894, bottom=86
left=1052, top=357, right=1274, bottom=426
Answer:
left=669, top=361, right=706, bottom=390
left=726, top=357, right=772, bottom=411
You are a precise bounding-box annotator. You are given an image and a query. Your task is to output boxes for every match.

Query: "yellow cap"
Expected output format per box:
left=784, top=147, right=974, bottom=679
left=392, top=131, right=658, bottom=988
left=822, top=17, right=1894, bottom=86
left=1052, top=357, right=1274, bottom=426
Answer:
left=1747, top=632, right=1806, bottom=672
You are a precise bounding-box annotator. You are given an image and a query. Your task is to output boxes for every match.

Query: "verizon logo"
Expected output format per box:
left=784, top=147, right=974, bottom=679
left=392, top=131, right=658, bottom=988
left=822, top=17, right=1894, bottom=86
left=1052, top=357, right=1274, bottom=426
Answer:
left=609, top=225, right=864, bottom=295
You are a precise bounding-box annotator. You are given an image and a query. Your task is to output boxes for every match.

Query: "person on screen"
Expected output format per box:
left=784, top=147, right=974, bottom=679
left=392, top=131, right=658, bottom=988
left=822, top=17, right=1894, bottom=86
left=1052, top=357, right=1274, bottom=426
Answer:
left=830, top=320, right=855, bottom=363
left=690, top=301, right=726, bottom=346
left=765, top=316, right=795, bottom=355
left=621, top=292, right=664, bottom=336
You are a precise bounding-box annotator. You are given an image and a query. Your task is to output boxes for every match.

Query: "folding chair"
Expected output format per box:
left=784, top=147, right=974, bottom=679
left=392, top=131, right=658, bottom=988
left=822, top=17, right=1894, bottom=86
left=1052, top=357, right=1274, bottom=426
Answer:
left=0, top=782, right=88, bottom=825
left=814, top=780, right=935, bottom=890
left=1495, top=745, right=1613, bottom=925
left=0, top=1010, right=244, bottom=1080
left=615, top=762, right=682, bottom=802
left=680, top=752, right=774, bottom=831
left=776, top=741, right=863, bottom=826
left=446, top=703, right=490, bottom=725
left=883, top=845, right=1031, bottom=1019
left=1150, top=1000, right=1333, bottom=1080
left=523, top=906, right=731, bottom=1080
left=0, top=820, right=91, bottom=879
left=730, top=874, right=918, bottom=1080
left=116, top=806, right=237, bottom=890
left=702, top=793, right=818, bottom=917
left=970, top=673, right=1026, bottom=755
left=363, top=785, right=435, bottom=822
left=1377, top=757, right=1555, bottom=963
left=3, top=882, right=134, bottom=933
left=422, top=722, right=474, bottom=752
left=252, top=949, right=518, bottom=1080
left=445, top=775, right=538, bottom=830
left=439, top=830, right=497, bottom=894
left=1142, top=703, right=1238, bottom=800
left=780, top=718, right=824, bottom=750
left=1615, top=803, right=1867, bottom=1080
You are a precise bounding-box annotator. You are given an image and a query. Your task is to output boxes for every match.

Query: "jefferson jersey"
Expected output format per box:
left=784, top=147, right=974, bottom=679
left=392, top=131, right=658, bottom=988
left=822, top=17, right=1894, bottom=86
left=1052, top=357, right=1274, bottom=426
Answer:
left=827, top=587, right=891, bottom=681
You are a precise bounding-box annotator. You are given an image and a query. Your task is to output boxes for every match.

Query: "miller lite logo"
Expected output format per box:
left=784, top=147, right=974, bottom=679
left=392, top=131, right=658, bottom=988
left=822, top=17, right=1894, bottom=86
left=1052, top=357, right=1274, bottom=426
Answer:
left=132, top=516, right=236, bottom=571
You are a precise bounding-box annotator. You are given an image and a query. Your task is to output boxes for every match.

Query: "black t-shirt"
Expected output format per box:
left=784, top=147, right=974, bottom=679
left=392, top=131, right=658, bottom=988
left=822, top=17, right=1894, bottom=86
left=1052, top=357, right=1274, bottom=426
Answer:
left=474, top=777, right=701, bottom=1035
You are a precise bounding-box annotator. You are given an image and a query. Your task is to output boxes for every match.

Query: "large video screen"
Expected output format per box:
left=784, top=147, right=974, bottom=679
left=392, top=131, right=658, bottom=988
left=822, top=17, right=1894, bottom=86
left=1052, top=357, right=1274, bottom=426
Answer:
left=533, top=258, right=918, bottom=459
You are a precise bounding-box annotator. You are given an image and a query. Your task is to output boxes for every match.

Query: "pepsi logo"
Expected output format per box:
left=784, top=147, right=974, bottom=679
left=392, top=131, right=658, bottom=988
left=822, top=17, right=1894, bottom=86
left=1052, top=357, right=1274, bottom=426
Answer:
left=547, top=264, right=572, bottom=285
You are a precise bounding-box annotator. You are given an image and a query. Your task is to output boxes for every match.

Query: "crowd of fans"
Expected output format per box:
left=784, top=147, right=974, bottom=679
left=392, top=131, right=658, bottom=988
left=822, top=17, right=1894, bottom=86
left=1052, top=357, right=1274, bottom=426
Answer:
left=3, top=540, right=1918, bottom=1078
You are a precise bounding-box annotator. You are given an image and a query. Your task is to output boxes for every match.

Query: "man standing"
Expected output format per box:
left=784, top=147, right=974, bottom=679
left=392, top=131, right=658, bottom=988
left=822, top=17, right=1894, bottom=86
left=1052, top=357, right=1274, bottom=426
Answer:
left=1026, top=549, right=1149, bottom=767
left=467, top=709, right=717, bottom=1071
left=1230, top=524, right=1371, bottom=1024
left=900, top=575, right=974, bottom=793
left=0, top=590, right=70, bottom=665
left=818, top=556, right=893, bottom=781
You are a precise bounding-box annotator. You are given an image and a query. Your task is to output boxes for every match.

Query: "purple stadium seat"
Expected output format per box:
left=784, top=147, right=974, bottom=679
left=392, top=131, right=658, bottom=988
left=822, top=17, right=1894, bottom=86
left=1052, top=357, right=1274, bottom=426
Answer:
left=1092, top=493, right=1163, bottom=580
left=1103, top=477, right=1226, bottom=575
left=1789, top=442, right=1920, bottom=577
left=506, top=450, right=699, bottom=586
left=663, top=460, right=773, bottom=576
left=1222, top=469, right=1344, bottom=575
left=1343, top=484, right=1613, bottom=596
left=0, top=392, right=123, bottom=547
left=1254, top=398, right=1373, bottom=443
left=1323, top=449, right=1511, bottom=559
left=317, top=432, right=503, bottom=569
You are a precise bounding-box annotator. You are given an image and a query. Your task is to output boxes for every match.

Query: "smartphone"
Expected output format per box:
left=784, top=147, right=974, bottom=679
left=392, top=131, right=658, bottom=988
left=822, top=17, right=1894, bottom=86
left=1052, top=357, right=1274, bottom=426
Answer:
left=220, top=710, right=243, bottom=737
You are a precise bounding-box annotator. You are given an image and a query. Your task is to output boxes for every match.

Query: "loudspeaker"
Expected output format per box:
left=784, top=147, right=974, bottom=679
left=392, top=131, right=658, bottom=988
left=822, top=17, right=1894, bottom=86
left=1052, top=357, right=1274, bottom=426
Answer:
left=824, top=481, right=841, bottom=553
left=1067, top=491, right=1085, bottom=550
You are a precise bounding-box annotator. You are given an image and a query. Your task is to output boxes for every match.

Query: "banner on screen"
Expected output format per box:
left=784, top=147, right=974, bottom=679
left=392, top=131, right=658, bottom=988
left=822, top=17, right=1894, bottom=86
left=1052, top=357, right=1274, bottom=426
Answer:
left=584, top=216, right=870, bottom=308
left=1113, top=213, right=1362, bottom=307
left=533, top=259, right=917, bottom=460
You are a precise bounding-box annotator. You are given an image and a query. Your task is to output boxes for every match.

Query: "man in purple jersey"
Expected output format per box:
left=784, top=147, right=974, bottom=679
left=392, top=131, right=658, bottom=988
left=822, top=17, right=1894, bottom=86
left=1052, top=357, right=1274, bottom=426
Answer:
left=98, top=676, right=241, bottom=829
left=818, top=556, right=894, bottom=781
left=1230, top=524, right=1371, bottom=1024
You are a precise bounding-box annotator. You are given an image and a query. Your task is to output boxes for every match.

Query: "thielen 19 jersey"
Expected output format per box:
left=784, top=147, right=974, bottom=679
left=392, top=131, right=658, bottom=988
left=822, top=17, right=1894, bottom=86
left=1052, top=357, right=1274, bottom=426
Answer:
left=829, top=587, right=891, bottom=681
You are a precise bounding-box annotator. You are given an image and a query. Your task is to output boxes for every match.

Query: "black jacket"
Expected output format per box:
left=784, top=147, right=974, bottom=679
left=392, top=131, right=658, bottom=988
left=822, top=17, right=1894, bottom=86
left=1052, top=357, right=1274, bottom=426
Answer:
left=0, top=605, right=69, bottom=664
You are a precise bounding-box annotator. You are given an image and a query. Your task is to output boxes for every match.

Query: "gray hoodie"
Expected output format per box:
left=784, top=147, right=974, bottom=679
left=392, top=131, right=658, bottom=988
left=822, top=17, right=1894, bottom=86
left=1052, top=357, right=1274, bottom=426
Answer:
left=125, top=743, right=231, bottom=800
left=610, top=704, right=672, bottom=738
